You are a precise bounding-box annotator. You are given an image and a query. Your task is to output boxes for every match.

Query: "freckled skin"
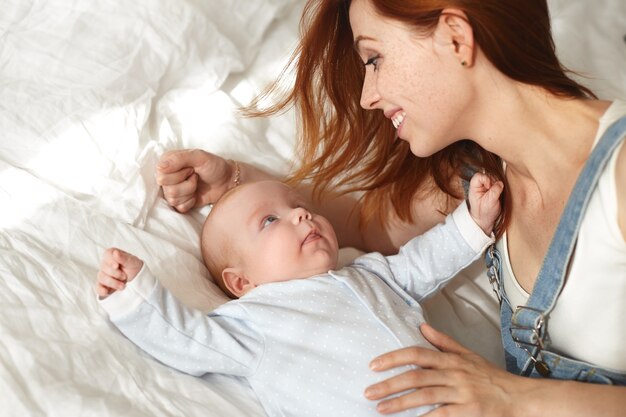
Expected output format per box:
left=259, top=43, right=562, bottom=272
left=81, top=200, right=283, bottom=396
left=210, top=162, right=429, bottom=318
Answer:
left=351, top=0, right=474, bottom=157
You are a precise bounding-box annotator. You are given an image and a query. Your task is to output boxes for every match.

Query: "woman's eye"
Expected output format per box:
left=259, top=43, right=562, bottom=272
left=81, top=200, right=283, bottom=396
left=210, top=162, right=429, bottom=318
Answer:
left=262, top=215, right=278, bottom=228
left=364, top=55, right=379, bottom=70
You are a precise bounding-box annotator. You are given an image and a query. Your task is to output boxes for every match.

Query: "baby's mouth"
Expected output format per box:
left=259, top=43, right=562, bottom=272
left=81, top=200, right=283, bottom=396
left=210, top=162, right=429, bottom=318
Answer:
left=302, top=230, right=321, bottom=246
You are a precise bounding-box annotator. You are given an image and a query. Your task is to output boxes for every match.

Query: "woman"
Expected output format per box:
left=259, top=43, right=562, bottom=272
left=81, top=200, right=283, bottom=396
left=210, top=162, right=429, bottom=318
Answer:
left=157, top=0, right=626, bottom=415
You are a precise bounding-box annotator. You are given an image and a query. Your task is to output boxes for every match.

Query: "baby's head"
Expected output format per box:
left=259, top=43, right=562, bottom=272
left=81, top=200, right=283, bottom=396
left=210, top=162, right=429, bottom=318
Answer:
left=201, top=180, right=339, bottom=298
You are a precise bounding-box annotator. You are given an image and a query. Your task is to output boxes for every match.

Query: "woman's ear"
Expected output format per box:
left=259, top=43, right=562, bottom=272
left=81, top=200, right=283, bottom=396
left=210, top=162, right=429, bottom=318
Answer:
left=222, top=267, right=254, bottom=298
left=436, top=8, right=475, bottom=67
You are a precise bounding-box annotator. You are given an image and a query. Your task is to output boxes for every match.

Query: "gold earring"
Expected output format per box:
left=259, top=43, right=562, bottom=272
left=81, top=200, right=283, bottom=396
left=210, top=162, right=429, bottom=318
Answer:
left=461, top=60, right=467, bottom=67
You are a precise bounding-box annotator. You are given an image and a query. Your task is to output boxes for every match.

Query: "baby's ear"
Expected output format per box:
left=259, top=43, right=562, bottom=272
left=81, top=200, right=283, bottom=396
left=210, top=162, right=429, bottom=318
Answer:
left=222, top=268, right=253, bottom=298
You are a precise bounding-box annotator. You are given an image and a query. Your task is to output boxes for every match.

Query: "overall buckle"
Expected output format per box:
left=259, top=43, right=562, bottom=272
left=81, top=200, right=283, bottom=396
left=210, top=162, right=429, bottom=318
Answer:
left=510, top=306, right=551, bottom=377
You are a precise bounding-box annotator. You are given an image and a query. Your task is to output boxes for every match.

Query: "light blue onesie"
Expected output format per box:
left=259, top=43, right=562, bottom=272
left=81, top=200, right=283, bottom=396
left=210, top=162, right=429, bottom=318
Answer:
left=100, top=202, right=493, bottom=417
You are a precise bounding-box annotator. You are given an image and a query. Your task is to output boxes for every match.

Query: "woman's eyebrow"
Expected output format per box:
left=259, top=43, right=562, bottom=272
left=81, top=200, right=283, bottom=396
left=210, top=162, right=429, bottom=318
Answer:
left=353, top=35, right=375, bottom=52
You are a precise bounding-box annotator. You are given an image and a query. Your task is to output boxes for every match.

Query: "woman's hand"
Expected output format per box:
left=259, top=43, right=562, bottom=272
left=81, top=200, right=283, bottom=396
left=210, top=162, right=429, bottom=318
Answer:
left=365, top=323, right=528, bottom=417
left=156, top=149, right=236, bottom=212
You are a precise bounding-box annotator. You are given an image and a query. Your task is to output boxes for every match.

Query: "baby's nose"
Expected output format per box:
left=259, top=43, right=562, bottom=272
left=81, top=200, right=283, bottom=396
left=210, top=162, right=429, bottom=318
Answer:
left=292, top=207, right=312, bottom=224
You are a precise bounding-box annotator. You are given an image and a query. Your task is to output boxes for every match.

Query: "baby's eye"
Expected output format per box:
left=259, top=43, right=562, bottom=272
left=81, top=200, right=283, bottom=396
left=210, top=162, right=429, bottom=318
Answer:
left=262, top=215, right=278, bottom=228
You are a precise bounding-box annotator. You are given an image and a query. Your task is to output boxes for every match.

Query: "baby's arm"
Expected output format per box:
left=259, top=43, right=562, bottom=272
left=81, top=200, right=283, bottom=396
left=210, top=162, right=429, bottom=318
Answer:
left=363, top=178, right=503, bottom=301
left=95, top=250, right=260, bottom=377
left=95, top=248, right=143, bottom=298
left=466, top=172, right=504, bottom=236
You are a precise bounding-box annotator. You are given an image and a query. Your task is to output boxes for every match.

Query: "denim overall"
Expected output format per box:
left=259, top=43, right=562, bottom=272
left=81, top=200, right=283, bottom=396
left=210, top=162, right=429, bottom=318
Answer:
left=486, top=116, right=626, bottom=385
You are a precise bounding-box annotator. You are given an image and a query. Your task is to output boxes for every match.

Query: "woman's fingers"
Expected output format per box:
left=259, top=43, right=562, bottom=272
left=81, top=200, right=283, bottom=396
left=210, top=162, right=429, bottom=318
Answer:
left=420, top=323, right=471, bottom=355
left=157, top=150, right=205, bottom=211
left=157, top=149, right=234, bottom=211
left=364, top=326, right=479, bottom=414
left=162, top=174, right=199, bottom=211
left=156, top=165, right=195, bottom=187
left=174, top=196, right=198, bottom=213
left=364, top=325, right=516, bottom=417
left=370, top=346, right=444, bottom=372
left=157, top=149, right=209, bottom=175
left=365, top=369, right=453, bottom=400
left=161, top=172, right=197, bottom=201
left=374, top=386, right=457, bottom=415
left=424, top=404, right=467, bottom=417
left=369, top=326, right=473, bottom=374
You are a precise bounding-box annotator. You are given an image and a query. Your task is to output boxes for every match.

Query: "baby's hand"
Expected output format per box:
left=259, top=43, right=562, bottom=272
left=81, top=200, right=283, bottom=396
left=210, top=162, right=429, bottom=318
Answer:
left=95, top=248, right=144, bottom=298
left=467, top=172, right=504, bottom=236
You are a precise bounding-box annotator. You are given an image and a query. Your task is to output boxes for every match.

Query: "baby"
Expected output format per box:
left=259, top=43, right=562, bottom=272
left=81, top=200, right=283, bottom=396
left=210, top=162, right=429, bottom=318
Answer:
left=96, top=175, right=503, bottom=417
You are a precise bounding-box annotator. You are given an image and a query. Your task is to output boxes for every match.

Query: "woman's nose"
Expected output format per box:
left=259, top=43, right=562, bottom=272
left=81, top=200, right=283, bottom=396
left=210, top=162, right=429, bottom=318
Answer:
left=291, top=207, right=312, bottom=224
left=360, top=70, right=380, bottom=110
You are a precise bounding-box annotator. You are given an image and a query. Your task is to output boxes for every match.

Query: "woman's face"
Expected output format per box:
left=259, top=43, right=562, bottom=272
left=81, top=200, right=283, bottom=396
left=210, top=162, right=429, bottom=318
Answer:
left=349, top=0, right=473, bottom=157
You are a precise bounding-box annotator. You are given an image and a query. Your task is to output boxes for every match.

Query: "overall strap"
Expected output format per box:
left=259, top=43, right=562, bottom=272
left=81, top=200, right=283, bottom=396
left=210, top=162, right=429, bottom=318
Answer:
left=510, top=116, right=626, bottom=349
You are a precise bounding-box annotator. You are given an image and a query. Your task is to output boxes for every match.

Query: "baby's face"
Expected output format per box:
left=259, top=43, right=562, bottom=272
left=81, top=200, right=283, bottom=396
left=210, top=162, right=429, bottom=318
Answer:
left=213, top=181, right=339, bottom=288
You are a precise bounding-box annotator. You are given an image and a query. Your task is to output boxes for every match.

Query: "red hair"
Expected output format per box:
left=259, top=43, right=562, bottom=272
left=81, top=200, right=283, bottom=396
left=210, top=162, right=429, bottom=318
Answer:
left=244, top=0, right=595, bottom=236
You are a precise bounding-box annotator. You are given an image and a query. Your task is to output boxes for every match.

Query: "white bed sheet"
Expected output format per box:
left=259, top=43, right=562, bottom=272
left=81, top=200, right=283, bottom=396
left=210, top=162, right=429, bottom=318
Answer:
left=0, top=0, right=624, bottom=416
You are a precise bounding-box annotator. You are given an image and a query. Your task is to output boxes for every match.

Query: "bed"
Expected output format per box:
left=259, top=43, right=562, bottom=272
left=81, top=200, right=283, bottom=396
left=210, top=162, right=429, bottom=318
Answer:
left=1, top=0, right=624, bottom=415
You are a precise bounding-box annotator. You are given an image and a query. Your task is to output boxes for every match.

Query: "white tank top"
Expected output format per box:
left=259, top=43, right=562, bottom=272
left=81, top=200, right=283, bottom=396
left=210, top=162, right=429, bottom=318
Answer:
left=498, top=100, right=626, bottom=372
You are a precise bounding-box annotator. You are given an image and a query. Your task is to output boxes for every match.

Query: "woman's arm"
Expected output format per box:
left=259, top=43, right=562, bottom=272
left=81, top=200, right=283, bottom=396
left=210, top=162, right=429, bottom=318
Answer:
left=365, top=324, right=626, bottom=417
left=156, top=149, right=457, bottom=254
